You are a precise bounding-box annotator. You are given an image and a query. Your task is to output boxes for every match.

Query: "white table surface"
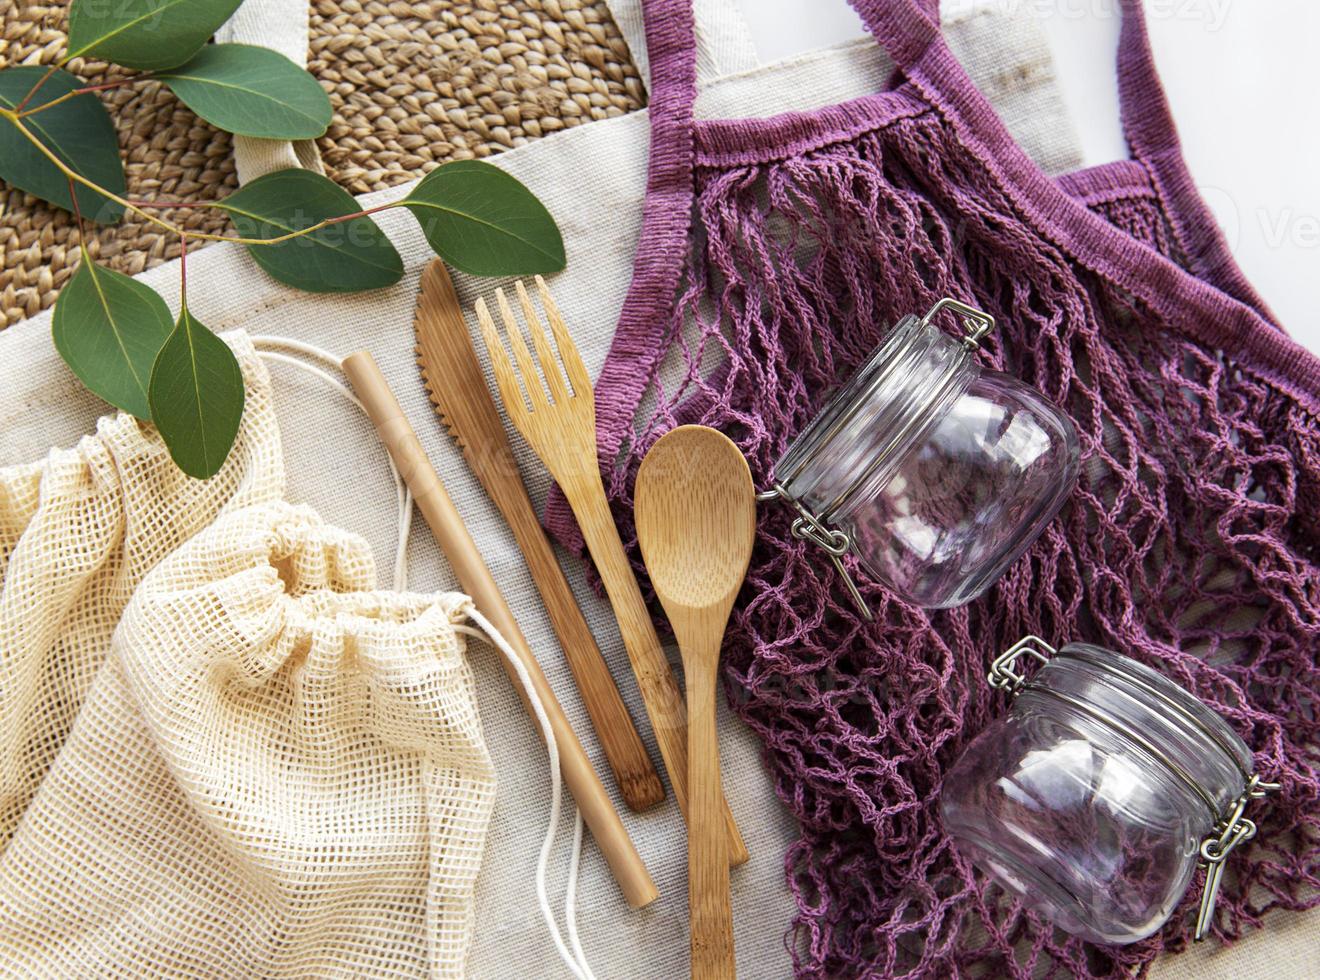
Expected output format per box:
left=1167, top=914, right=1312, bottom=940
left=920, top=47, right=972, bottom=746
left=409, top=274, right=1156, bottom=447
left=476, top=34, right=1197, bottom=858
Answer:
left=736, top=0, right=1320, bottom=354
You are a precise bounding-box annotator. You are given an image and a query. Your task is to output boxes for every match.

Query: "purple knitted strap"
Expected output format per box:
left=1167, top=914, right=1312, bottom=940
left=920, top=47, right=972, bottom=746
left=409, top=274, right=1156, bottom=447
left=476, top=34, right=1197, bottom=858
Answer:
left=583, top=0, right=699, bottom=496
left=581, top=0, right=1320, bottom=457
left=1112, top=0, right=1281, bottom=322
left=586, top=0, right=940, bottom=483
left=889, top=13, right=1320, bottom=406
left=856, top=0, right=1306, bottom=391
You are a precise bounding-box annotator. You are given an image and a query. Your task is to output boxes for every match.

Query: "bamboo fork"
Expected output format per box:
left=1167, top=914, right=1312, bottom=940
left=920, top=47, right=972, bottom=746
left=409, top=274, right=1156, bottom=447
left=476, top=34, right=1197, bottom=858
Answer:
left=413, top=260, right=664, bottom=813
left=474, top=277, right=749, bottom=866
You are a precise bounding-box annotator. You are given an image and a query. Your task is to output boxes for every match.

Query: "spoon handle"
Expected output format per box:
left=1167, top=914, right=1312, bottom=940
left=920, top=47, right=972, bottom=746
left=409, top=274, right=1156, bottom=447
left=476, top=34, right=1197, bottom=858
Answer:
left=687, top=659, right=735, bottom=980
left=567, top=469, right=750, bottom=865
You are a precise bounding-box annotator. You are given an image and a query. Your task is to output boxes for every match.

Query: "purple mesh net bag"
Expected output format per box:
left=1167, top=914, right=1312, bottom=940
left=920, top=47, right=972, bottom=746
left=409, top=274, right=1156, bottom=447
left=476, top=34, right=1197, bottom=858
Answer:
left=546, top=1, right=1320, bottom=976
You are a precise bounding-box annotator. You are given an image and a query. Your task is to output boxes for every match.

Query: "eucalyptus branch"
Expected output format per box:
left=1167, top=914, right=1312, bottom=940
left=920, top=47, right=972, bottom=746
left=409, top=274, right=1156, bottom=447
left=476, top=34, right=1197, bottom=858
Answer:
left=17, top=76, right=145, bottom=118
left=4, top=3, right=564, bottom=481
left=1, top=107, right=397, bottom=247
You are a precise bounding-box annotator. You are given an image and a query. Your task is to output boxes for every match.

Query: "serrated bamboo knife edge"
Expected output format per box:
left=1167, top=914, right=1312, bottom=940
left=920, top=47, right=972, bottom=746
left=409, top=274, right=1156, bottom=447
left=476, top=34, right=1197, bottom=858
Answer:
left=413, top=260, right=664, bottom=813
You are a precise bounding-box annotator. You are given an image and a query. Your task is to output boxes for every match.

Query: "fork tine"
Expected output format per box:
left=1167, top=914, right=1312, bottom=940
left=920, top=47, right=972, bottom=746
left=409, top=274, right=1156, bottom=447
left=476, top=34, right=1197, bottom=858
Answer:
left=535, top=275, right=593, bottom=397
left=515, top=280, right=571, bottom=405
left=495, top=288, right=549, bottom=411
left=474, top=297, right=532, bottom=418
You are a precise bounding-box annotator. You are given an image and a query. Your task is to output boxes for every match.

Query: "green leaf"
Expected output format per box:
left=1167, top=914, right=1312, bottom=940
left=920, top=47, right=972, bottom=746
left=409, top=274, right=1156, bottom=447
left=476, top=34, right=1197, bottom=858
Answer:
left=215, top=168, right=403, bottom=292
left=148, top=305, right=245, bottom=479
left=66, top=0, right=244, bottom=71
left=401, top=160, right=566, bottom=276
left=157, top=44, right=331, bottom=140
left=53, top=252, right=174, bottom=419
left=0, top=67, right=125, bottom=224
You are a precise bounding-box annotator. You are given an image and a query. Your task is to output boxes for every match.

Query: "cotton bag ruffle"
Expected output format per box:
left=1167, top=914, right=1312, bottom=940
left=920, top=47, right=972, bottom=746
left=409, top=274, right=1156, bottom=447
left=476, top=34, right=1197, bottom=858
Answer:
left=0, top=501, right=497, bottom=977
left=0, top=332, right=283, bottom=853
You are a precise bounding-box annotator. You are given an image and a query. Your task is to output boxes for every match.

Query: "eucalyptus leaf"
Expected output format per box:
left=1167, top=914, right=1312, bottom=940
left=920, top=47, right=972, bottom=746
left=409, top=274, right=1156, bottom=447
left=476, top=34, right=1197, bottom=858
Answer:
left=53, top=252, right=174, bottom=419
left=0, top=67, right=125, bottom=223
left=66, top=0, right=244, bottom=71
left=402, top=160, right=565, bottom=276
left=216, top=168, right=403, bottom=292
left=148, top=306, right=245, bottom=479
left=157, top=44, right=331, bottom=140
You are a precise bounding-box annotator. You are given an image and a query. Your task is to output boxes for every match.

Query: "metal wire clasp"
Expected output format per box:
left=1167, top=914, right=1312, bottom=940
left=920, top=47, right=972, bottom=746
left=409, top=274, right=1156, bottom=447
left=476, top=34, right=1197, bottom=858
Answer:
left=1194, top=773, right=1280, bottom=940
left=756, top=484, right=873, bottom=621
left=920, top=297, right=995, bottom=350
left=987, top=634, right=1057, bottom=693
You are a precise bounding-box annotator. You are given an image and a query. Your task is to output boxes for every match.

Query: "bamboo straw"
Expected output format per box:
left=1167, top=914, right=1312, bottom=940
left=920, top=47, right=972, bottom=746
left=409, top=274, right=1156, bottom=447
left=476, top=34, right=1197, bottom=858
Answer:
left=342, top=351, right=658, bottom=909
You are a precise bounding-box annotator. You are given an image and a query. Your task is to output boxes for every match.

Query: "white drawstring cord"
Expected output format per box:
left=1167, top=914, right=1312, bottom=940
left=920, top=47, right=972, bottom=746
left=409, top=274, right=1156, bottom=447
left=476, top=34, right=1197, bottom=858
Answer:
left=456, top=612, right=597, bottom=980
left=253, top=335, right=594, bottom=979
left=565, top=808, right=591, bottom=973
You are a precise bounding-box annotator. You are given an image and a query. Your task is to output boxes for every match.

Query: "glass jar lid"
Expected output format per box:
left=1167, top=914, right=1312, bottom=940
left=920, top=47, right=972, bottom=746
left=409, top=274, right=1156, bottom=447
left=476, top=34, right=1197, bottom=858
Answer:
left=775, top=298, right=995, bottom=519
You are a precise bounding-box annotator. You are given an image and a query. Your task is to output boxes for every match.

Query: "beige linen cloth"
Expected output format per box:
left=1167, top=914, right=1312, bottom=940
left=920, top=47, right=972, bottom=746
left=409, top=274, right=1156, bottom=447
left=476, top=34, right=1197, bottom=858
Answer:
left=0, top=0, right=1310, bottom=974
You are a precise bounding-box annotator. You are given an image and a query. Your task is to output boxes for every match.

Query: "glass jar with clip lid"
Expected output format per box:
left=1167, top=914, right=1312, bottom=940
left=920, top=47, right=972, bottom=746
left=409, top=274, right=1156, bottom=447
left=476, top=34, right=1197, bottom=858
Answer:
left=939, top=635, right=1278, bottom=945
left=759, top=298, right=1080, bottom=617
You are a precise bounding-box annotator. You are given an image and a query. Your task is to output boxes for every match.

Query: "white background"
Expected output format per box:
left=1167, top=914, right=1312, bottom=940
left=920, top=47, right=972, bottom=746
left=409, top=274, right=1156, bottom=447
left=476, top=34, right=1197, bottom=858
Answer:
left=735, top=0, right=1320, bottom=355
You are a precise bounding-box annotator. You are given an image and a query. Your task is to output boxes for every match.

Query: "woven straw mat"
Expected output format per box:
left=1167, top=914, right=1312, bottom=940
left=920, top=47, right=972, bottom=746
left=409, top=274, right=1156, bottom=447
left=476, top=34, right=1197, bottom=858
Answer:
left=0, top=0, right=645, bottom=328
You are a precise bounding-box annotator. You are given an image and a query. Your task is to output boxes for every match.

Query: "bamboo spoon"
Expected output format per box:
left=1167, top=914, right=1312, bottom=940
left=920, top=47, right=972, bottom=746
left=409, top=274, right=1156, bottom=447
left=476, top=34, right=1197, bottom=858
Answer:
left=634, top=425, right=756, bottom=980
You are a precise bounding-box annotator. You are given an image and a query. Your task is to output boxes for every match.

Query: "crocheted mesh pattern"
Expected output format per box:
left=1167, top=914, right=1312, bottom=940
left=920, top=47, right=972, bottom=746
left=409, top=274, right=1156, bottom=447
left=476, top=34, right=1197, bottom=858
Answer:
left=589, top=109, right=1320, bottom=978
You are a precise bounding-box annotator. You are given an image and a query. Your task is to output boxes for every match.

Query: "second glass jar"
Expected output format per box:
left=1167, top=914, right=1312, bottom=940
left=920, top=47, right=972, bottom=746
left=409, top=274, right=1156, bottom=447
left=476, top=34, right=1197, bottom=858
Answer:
left=939, top=636, right=1272, bottom=945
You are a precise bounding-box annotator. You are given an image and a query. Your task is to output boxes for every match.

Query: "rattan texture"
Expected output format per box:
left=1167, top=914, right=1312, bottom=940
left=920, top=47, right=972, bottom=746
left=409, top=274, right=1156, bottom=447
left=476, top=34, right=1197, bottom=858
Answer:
left=0, top=0, right=645, bottom=327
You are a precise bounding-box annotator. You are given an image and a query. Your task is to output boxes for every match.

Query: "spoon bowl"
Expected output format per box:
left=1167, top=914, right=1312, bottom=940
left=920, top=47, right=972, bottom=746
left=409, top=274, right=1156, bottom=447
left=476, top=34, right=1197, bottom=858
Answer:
left=635, top=426, right=756, bottom=611
left=635, top=425, right=756, bottom=980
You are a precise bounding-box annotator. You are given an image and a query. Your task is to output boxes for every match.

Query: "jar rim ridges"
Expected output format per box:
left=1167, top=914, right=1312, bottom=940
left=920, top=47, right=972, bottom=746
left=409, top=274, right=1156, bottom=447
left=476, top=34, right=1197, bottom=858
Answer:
left=1053, top=643, right=1253, bottom=782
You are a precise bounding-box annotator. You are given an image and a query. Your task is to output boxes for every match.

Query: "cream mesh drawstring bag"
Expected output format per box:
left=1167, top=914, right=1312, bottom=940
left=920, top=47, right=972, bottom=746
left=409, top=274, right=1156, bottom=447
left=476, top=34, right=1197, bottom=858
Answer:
left=0, top=332, right=284, bottom=853
left=0, top=500, right=499, bottom=977
left=0, top=338, right=594, bottom=978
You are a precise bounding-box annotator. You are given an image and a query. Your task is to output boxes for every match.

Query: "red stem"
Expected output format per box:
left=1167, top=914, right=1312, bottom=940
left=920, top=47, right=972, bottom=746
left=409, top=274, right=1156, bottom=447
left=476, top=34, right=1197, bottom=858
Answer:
left=12, top=64, right=59, bottom=113
left=66, top=174, right=88, bottom=238
left=320, top=202, right=393, bottom=226
left=15, top=74, right=148, bottom=119
left=74, top=76, right=146, bottom=95
left=179, top=234, right=188, bottom=306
